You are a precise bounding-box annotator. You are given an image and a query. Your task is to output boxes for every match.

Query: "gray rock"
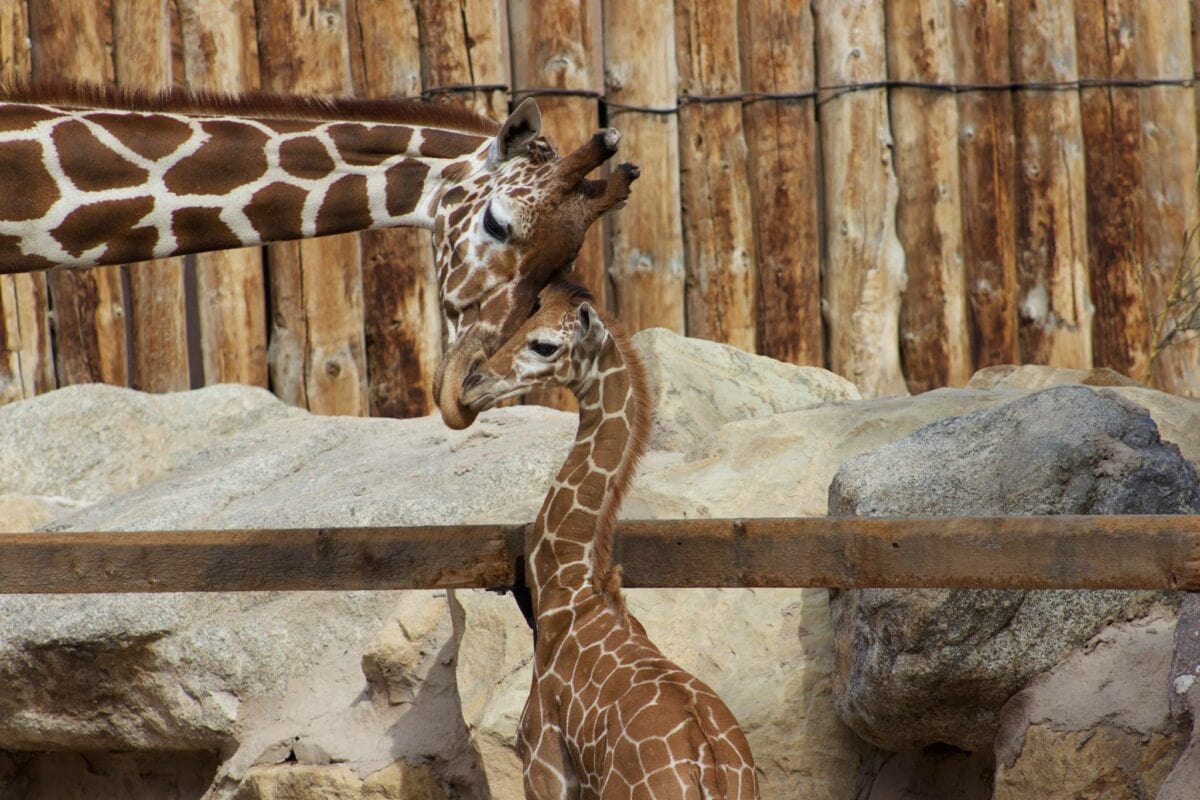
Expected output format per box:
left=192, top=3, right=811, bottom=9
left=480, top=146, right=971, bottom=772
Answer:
left=829, top=387, right=1200, bottom=752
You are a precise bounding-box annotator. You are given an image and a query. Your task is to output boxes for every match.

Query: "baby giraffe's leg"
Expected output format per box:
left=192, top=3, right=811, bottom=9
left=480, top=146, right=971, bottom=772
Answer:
left=519, top=682, right=580, bottom=799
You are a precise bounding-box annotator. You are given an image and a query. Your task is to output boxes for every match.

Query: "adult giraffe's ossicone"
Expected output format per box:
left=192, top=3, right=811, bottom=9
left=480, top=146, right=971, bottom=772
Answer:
left=0, top=84, right=638, bottom=426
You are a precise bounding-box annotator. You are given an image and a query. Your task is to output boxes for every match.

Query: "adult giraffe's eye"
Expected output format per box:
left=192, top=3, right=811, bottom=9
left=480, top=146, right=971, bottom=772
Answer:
left=483, top=204, right=511, bottom=242
left=528, top=340, right=559, bottom=358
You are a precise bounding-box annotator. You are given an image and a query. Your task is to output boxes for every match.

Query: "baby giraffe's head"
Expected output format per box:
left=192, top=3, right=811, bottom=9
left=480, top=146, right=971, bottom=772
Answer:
left=459, top=282, right=607, bottom=413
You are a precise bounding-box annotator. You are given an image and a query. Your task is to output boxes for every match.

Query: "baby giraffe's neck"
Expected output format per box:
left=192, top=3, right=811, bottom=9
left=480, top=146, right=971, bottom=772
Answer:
left=528, top=328, right=649, bottom=640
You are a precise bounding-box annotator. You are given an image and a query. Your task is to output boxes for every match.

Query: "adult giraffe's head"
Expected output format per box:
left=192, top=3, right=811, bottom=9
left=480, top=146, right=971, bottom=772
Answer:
left=431, top=99, right=639, bottom=429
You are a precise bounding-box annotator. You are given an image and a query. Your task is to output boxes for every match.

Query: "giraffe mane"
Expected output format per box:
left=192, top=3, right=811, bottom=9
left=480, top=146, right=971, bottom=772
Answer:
left=0, top=80, right=502, bottom=134
left=589, top=314, right=651, bottom=615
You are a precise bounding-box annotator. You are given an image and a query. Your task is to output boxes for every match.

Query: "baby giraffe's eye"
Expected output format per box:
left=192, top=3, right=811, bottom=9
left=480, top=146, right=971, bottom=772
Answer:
left=528, top=340, right=560, bottom=358
left=483, top=204, right=511, bottom=242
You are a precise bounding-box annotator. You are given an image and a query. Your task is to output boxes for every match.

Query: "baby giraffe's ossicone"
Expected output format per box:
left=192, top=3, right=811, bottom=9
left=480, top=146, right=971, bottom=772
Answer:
left=461, top=282, right=759, bottom=799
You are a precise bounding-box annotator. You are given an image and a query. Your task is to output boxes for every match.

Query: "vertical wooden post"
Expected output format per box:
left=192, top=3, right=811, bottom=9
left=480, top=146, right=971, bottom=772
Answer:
left=256, top=0, right=369, bottom=416
left=417, top=0, right=509, bottom=120
left=113, top=0, right=190, bottom=393
left=1139, top=1, right=1199, bottom=395
left=603, top=0, right=686, bottom=335
left=887, top=0, right=968, bottom=392
left=177, top=0, right=268, bottom=390
left=674, top=0, right=756, bottom=352
left=1009, top=0, right=1092, bottom=368
left=347, top=0, right=441, bottom=418
left=949, top=0, right=1019, bottom=372
left=507, top=0, right=606, bottom=306
left=0, top=0, right=55, bottom=405
left=1074, top=2, right=1148, bottom=383
left=813, top=0, right=907, bottom=397
left=738, top=0, right=822, bottom=365
left=28, top=0, right=130, bottom=389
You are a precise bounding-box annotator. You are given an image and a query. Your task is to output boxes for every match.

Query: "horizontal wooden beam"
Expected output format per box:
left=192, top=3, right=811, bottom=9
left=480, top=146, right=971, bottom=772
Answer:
left=2, top=515, right=1199, bottom=593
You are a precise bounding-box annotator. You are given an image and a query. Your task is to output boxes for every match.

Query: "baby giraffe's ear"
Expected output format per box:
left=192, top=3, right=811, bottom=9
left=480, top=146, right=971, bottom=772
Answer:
left=490, top=98, right=542, bottom=165
left=575, top=302, right=605, bottom=348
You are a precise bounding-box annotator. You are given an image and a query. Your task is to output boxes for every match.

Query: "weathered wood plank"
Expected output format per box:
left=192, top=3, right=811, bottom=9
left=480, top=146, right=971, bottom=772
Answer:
left=812, top=0, right=907, bottom=397
left=416, top=0, right=509, bottom=120
left=1009, top=0, right=1092, bottom=368
left=738, top=0, right=821, bottom=365
left=3, top=516, right=1199, bottom=593
left=256, top=0, right=369, bottom=416
left=603, top=0, right=686, bottom=337
left=0, top=0, right=55, bottom=405
left=347, top=0, right=440, bottom=419
left=887, top=0, right=969, bottom=392
left=674, top=0, right=756, bottom=352
left=1138, top=1, right=1199, bottom=395
left=114, top=0, right=191, bottom=393
left=28, top=0, right=130, bottom=388
left=177, top=0, right=268, bottom=389
left=949, top=0, right=1019, bottom=371
left=1075, top=1, right=1148, bottom=383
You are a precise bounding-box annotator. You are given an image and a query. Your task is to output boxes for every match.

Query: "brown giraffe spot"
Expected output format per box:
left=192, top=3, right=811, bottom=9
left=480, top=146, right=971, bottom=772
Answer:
left=279, top=136, right=335, bottom=179
left=384, top=159, right=430, bottom=217
left=53, top=120, right=149, bottom=192
left=245, top=182, right=307, bottom=242
left=259, top=118, right=319, bottom=134
left=164, top=120, right=268, bottom=195
left=0, top=234, right=54, bottom=270
left=419, top=129, right=487, bottom=159
left=0, top=104, right=58, bottom=131
left=439, top=160, right=470, bottom=182
left=509, top=186, right=532, bottom=198
left=638, top=739, right=671, bottom=768
left=327, top=123, right=413, bottom=166
left=446, top=200, right=474, bottom=230
left=172, top=207, right=242, bottom=254
left=89, top=112, right=193, bottom=161
left=545, top=487, right=574, bottom=531
left=315, top=174, right=371, bottom=237
left=440, top=186, right=466, bottom=206
left=0, top=141, right=59, bottom=221
left=53, top=196, right=157, bottom=262
left=577, top=471, right=608, bottom=501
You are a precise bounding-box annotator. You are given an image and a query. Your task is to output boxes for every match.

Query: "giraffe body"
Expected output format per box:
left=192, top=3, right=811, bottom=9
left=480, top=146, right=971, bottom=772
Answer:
left=461, top=283, right=758, bottom=799
left=0, top=84, right=638, bottom=423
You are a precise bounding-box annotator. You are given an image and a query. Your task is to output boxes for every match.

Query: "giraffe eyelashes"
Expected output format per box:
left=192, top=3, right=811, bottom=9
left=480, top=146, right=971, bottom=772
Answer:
left=482, top=203, right=512, bottom=242
left=528, top=340, right=561, bottom=358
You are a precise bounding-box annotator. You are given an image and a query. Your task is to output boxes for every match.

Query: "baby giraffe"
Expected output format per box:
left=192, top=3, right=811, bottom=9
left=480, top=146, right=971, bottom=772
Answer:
left=459, top=282, right=758, bottom=799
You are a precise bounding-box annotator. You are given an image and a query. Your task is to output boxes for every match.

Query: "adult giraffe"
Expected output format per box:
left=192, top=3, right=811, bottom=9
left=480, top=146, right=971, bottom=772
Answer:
left=460, top=282, right=759, bottom=799
left=0, top=84, right=638, bottom=424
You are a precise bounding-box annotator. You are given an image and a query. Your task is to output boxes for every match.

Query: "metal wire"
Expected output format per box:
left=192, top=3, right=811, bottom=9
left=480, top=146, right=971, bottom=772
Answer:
left=419, top=75, right=1200, bottom=115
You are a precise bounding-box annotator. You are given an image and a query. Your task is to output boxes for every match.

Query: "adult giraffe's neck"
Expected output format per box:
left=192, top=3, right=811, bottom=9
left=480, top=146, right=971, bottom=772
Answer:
left=0, top=99, right=491, bottom=273
left=529, top=328, right=650, bottom=634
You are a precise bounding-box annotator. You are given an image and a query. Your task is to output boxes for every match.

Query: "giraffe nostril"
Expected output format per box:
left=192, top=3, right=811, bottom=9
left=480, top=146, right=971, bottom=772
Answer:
left=462, top=372, right=484, bottom=391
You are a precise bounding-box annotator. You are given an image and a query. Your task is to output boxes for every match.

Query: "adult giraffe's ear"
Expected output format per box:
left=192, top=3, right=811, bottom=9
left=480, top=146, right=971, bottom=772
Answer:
left=575, top=302, right=604, bottom=348
left=490, top=98, right=542, bottom=164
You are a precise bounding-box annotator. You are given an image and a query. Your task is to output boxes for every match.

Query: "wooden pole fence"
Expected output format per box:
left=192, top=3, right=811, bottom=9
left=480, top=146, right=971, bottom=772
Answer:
left=2, top=515, right=1199, bottom=594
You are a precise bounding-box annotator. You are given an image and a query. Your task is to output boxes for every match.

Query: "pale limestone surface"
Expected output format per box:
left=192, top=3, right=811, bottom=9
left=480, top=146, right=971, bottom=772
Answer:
left=633, top=327, right=861, bottom=451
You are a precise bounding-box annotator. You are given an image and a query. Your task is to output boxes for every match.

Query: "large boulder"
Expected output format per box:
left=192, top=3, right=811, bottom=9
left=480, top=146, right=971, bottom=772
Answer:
left=632, top=327, right=860, bottom=451
left=828, top=386, right=1200, bottom=755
